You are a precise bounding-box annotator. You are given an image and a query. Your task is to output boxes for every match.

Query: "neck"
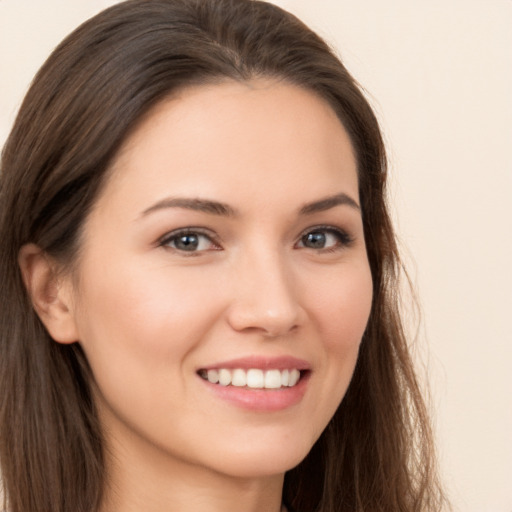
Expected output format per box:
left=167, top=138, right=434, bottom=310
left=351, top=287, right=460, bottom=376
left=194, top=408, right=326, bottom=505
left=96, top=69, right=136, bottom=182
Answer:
left=101, top=470, right=285, bottom=512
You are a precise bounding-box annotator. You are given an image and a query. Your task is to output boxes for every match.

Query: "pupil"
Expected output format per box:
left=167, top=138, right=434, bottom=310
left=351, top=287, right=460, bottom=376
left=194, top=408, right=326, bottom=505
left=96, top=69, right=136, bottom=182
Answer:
left=176, top=234, right=199, bottom=251
left=305, top=232, right=326, bottom=248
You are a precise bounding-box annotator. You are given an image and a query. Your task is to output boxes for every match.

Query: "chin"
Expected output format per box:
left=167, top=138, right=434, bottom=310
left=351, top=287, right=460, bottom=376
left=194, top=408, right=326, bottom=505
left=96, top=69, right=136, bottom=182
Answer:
left=205, top=435, right=315, bottom=479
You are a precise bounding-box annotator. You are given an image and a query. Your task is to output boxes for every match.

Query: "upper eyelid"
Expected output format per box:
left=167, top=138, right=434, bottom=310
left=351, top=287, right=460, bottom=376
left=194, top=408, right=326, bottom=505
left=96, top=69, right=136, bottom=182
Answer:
left=156, top=224, right=354, bottom=247
left=295, top=225, right=355, bottom=248
left=298, top=224, right=353, bottom=239
left=157, top=227, right=220, bottom=246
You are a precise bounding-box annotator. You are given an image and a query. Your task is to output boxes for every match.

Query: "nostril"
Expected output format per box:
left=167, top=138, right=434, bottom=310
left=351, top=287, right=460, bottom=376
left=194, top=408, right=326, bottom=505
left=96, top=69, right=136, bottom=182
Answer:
left=225, top=268, right=303, bottom=336
left=226, top=305, right=302, bottom=338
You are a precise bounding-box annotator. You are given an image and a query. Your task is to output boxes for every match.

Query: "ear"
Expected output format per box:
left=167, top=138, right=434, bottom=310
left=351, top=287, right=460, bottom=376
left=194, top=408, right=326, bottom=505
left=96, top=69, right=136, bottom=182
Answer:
left=18, top=243, right=79, bottom=344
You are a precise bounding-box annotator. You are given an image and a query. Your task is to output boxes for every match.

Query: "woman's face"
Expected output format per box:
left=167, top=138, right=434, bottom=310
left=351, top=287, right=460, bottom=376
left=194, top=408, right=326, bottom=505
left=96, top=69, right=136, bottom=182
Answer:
left=68, top=80, right=373, bottom=479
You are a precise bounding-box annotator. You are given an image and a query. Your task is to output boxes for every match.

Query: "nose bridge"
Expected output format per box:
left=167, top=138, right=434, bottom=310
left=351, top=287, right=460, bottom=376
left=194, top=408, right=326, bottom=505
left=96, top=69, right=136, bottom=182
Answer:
left=227, top=239, right=302, bottom=336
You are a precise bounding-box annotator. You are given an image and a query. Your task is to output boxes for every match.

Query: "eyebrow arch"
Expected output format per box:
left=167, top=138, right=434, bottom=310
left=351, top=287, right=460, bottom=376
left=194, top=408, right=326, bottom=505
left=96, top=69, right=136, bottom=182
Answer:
left=299, top=193, right=360, bottom=215
left=140, top=197, right=238, bottom=218
left=140, top=192, right=359, bottom=219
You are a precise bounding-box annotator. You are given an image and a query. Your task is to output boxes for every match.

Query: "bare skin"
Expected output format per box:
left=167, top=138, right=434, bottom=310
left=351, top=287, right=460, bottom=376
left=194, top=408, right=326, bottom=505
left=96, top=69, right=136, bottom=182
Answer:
left=20, top=80, right=372, bottom=512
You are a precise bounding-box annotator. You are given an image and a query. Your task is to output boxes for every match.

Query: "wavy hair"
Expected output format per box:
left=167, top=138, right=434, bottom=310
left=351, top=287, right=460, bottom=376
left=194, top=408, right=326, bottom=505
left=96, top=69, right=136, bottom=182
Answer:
left=0, top=1, right=445, bottom=511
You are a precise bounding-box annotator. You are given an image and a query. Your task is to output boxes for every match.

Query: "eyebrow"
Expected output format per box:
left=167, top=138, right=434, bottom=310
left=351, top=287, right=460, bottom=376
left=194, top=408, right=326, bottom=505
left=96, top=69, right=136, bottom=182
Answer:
left=140, top=192, right=360, bottom=218
left=299, top=193, right=360, bottom=215
left=141, top=197, right=237, bottom=217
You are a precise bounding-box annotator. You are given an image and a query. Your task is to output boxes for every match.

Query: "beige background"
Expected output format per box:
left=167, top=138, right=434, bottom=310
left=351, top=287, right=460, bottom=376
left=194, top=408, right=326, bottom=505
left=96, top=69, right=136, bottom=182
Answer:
left=1, top=1, right=511, bottom=511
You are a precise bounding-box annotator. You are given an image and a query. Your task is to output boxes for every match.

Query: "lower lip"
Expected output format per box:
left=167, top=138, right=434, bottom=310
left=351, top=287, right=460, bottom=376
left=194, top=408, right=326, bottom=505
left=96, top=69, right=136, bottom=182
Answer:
left=200, top=372, right=310, bottom=412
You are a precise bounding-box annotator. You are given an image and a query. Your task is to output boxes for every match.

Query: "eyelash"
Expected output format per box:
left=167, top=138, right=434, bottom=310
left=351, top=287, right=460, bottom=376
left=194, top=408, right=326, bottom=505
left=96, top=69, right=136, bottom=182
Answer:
left=158, top=227, right=221, bottom=255
left=158, top=225, right=354, bottom=255
left=296, top=225, right=354, bottom=252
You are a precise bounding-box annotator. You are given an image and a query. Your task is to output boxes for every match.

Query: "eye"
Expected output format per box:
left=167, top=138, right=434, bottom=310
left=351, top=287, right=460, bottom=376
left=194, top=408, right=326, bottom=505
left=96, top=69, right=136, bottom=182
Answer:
left=296, top=227, right=353, bottom=251
left=159, top=229, right=220, bottom=253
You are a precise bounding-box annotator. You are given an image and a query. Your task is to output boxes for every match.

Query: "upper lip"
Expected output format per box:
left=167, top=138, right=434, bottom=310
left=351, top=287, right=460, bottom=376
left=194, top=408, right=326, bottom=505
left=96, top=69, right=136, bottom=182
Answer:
left=198, top=355, right=311, bottom=372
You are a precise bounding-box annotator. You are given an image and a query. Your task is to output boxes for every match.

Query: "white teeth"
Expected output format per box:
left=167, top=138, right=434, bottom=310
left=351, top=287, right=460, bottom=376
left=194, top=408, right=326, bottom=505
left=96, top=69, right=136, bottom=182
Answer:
left=246, top=369, right=264, bottom=388
left=207, top=369, right=219, bottom=384
left=231, top=369, right=247, bottom=387
left=218, top=369, right=231, bottom=386
left=289, top=369, right=300, bottom=387
left=201, top=368, right=303, bottom=389
left=264, top=369, right=282, bottom=389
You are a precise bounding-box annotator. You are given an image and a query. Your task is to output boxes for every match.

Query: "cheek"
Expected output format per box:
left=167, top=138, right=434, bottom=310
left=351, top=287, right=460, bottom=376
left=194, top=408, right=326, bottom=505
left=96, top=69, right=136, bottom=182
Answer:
left=72, top=259, right=230, bottom=441
left=304, top=259, right=373, bottom=431
left=73, top=258, right=224, bottom=385
left=310, top=260, right=373, bottom=352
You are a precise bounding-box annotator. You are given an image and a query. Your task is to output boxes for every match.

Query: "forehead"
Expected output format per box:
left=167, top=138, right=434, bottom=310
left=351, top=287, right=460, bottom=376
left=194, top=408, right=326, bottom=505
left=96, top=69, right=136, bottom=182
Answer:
left=96, top=79, right=358, bottom=216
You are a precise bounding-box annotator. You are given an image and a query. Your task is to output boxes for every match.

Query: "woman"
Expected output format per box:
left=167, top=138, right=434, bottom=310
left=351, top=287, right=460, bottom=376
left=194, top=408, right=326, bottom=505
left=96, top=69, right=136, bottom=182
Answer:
left=0, top=1, right=446, bottom=511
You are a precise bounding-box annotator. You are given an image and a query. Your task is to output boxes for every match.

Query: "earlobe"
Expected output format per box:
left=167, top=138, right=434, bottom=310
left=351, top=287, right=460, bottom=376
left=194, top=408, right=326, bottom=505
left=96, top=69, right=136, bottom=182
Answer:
left=18, top=243, right=79, bottom=344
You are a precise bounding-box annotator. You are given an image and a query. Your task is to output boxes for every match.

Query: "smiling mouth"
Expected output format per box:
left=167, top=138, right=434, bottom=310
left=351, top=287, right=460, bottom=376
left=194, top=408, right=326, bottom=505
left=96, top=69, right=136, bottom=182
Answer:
left=198, top=368, right=306, bottom=389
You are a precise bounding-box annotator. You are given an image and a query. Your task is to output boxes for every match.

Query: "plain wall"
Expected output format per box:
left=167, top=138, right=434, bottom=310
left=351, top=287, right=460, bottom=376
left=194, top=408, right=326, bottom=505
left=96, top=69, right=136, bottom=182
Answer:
left=1, top=1, right=511, bottom=511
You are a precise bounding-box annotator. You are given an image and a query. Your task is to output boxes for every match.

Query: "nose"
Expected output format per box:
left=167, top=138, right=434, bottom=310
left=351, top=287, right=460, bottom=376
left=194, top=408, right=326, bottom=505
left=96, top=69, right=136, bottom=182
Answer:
left=226, top=248, right=304, bottom=338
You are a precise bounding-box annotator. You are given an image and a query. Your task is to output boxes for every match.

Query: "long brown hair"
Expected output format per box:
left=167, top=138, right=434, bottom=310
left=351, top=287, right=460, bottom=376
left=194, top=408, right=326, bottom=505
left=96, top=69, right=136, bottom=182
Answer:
left=0, top=1, right=445, bottom=511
